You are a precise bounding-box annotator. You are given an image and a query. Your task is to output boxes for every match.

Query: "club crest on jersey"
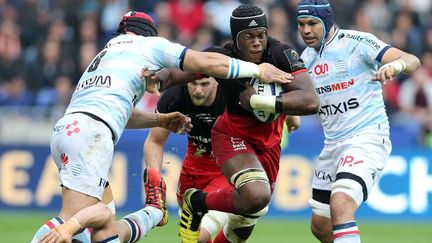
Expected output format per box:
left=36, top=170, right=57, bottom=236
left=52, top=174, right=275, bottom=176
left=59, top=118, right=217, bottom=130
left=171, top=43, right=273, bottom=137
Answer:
left=231, top=137, right=246, bottom=151
left=283, top=49, right=304, bottom=70
left=66, top=120, right=80, bottom=136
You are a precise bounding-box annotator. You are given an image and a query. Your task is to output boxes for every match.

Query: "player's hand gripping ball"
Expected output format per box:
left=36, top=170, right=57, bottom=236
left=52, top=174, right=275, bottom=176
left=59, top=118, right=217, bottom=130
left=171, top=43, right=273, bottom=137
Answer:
left=250, top=78, right=283, bottom=123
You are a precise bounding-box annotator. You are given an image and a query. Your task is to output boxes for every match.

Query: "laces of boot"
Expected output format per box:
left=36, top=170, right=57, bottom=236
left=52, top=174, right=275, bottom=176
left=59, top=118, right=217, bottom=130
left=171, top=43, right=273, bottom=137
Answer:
left=146, top=181, right=166, bottom=206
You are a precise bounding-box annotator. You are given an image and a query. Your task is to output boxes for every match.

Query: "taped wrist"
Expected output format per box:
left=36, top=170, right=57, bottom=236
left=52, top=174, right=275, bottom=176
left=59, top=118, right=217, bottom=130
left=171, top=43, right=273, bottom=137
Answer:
left=380, top=59, right=407, bottom=75
left=57, top=218, right=82, bottom=236
left=250, top=95, right=283, bottom=113
left=227, top=58, right=260, bottom=79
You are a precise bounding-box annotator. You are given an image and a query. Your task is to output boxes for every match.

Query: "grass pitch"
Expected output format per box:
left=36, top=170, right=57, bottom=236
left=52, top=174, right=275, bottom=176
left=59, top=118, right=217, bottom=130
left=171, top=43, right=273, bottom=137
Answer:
left=1, top=211, right=430, bottom=242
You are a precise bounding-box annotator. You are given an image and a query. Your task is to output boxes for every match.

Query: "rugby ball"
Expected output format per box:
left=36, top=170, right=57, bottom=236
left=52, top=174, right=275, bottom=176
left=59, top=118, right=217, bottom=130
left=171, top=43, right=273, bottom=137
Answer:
left=250, top=78, right=283, bottom=123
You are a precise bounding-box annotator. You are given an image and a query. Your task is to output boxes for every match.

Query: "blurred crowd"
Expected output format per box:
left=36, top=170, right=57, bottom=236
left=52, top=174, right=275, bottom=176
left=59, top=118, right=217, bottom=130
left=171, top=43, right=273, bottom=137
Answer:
left=0, top=0, right=431, bottom=147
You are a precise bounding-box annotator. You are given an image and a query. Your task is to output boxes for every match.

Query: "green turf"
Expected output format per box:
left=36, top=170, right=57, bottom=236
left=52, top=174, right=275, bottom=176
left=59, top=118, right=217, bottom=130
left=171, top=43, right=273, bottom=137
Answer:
left=1, top=211, right=430, bottom=242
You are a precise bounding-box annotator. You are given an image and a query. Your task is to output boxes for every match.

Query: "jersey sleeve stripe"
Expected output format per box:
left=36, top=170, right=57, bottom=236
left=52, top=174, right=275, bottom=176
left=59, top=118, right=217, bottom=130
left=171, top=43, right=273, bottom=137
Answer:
left=179, top=47, right=188, bottom=71
left=375, top=45, right=391, bottom=63
left=291, top=68, right=307, bottom=76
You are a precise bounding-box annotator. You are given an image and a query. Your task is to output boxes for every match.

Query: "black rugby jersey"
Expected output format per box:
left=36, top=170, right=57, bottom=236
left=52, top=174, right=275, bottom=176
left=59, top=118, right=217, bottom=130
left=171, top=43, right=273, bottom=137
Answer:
left=205, top=37, right=306, bottom=116
left=156, top=84, right=225, bottom=155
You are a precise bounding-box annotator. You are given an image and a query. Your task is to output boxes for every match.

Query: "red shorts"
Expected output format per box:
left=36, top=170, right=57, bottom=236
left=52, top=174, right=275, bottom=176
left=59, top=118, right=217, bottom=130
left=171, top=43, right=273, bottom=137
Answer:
left=211, top=119, right=281, bottom=192
left=176, top=157, right=232, bottom=205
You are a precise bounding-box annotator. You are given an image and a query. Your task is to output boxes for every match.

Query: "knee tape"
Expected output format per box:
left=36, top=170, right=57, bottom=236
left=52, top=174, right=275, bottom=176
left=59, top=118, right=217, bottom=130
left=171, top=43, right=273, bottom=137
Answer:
left=331, top=178, right=364, bottom=206
left=200, top=210, right=229, bottom=237
left=309, top=199, right=330, bottom=218
left=243, top=205, right=268, bottom=218
left=230, top=168, right=269, bottom=189
left=223, top=206, right=268, bottom=242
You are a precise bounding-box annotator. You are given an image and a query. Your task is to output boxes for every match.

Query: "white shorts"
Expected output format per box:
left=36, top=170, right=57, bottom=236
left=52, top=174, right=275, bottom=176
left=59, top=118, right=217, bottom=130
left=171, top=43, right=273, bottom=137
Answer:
left=50, top=113, right=114, bottom=200
left=310, top=131, right=392, bottom=208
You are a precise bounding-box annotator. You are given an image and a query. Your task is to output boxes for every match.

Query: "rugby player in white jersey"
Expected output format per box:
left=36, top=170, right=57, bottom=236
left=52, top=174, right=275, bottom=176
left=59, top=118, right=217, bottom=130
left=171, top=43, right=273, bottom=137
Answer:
left=296, top=0, right=420, bottom=242
left=33, top=10, right=293, bottom=243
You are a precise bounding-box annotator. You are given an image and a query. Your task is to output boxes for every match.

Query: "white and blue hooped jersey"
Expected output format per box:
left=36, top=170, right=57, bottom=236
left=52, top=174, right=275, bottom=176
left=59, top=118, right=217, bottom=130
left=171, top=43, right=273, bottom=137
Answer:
left=301, top=29, right=391, bottom=141
left=65, top=34, right=186, bottom=144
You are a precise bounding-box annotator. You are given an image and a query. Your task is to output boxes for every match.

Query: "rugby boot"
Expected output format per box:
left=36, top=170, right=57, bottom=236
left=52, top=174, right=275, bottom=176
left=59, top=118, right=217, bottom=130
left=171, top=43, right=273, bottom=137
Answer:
left=143, top=167, right=168, bottom=226
left=179, top=188, right=208, bottom=243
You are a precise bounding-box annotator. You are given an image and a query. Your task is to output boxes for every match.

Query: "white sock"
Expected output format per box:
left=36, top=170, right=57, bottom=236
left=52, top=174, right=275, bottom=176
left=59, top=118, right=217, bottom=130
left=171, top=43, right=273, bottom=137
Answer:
left=31, top=217, right=91, bottom=243
left=120, top=206, right=163, bottom=242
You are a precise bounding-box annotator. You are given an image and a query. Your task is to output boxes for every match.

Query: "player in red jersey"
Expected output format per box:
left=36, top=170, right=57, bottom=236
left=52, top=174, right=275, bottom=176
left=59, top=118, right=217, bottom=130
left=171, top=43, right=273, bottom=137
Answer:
left=144, top=76, right=302, bottom=243
left=173, top=4, right=320, bottom=242
left=144, top=77, right=228, bottom=242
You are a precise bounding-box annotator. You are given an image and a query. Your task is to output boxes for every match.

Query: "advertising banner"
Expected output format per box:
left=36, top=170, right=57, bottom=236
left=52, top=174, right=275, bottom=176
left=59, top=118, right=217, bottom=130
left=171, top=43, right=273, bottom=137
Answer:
left=1, top=129, right=431, bottom=220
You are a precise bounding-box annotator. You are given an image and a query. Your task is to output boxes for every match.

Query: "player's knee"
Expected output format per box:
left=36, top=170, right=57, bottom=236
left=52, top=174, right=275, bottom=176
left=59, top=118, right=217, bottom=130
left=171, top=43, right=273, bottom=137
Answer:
left=92, top=203, right=115, bottom=229
left=243, top=189, right=271, bottom=213
left=230, top=168, right=270, bottom=213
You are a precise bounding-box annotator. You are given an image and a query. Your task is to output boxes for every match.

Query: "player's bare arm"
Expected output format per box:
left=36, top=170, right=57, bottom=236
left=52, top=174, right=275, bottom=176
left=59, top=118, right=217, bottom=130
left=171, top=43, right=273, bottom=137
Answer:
left=373, top=47, right=421, bottom=84
left=143, top=127, right=171, bottom=171
left=141, top=67, right=196, bottom=91
left=238, top=71, right=319, bottom=115
left=183, top=49, right=294, bottom=84
left=278, top=71, right=319, bottom=115
left=126, top=109, right=192, bottom=134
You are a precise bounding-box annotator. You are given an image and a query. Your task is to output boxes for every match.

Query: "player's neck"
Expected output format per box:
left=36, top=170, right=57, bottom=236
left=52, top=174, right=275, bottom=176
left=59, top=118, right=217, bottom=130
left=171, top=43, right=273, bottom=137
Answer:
left=314, top=26, right=336, bottom=51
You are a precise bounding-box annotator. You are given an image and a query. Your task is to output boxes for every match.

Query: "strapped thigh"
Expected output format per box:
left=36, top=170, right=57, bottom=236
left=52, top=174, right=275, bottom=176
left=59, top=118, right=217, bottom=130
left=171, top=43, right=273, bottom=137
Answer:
left=230, top=168, right=269, bottom=189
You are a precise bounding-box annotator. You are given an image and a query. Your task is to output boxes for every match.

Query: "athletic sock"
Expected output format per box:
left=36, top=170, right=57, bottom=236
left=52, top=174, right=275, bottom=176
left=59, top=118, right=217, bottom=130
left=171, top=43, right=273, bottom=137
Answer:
left=333, top=221, right=361, bottom=243
left=205, top=187, right=237, bottom=214
left=31, top=217, right=90, bottom=243
left=120, top=206, right=163, bottom=242
left=191, top=189, right=209, bottom=214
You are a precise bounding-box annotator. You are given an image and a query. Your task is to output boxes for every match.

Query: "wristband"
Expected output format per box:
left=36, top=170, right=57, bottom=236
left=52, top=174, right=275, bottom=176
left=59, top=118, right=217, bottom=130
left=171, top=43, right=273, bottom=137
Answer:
left=227, top=58, right=260, bottom=79
left=250, top=94, right=276, bottom=113
left=275, top=96, right=283, bottom=113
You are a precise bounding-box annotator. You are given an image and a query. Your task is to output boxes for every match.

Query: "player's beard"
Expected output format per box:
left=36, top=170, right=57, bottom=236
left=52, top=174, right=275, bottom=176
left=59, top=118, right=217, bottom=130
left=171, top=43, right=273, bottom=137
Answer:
left=191, top=95, right=207, bottom=106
